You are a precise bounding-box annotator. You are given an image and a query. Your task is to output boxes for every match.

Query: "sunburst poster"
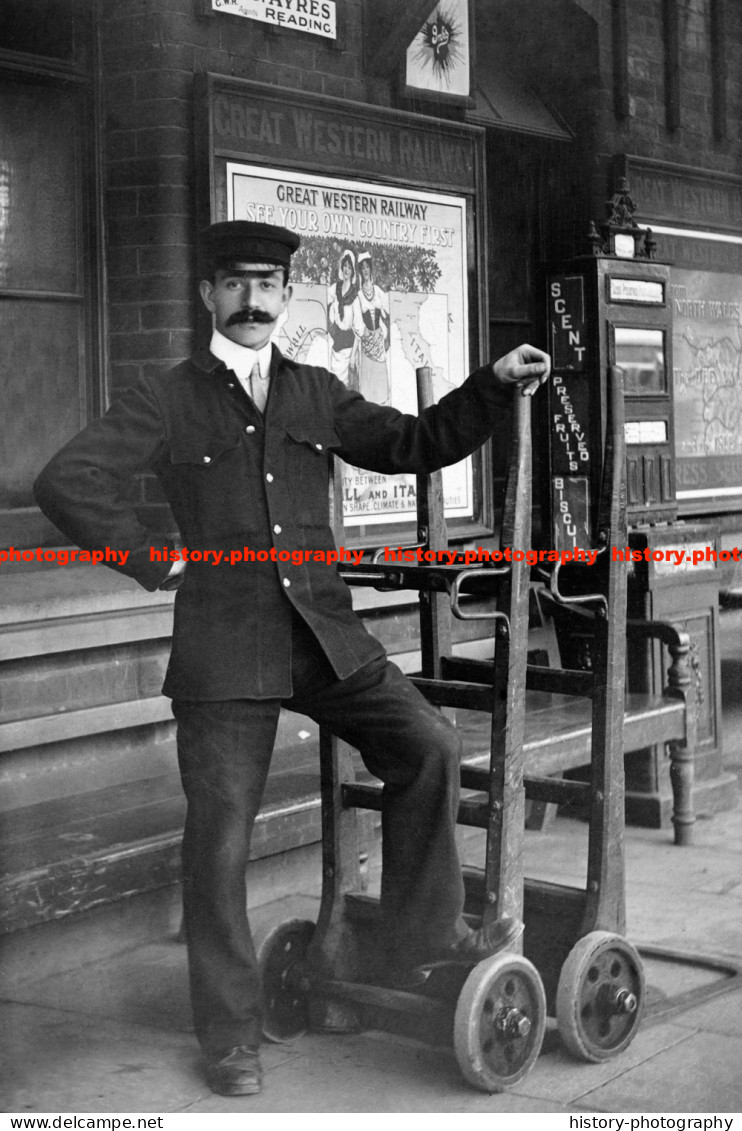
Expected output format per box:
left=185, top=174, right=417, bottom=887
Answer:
left=405, top=0, right=472, bottom=101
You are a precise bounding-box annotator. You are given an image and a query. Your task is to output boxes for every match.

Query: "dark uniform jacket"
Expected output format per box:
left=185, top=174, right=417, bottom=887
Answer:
left=34, top=346, right=509, bottom=701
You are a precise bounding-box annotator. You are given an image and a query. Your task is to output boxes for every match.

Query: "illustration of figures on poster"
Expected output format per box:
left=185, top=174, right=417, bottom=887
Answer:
left=227, top=162, right=473, bottom=526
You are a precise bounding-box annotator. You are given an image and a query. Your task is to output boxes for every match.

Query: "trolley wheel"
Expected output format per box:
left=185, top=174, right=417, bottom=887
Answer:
left=453, top=952, right=547, bottom=1092
left=556, top=930, right=646, bottom=1063
left=256, top=918, right=315, bottom=1043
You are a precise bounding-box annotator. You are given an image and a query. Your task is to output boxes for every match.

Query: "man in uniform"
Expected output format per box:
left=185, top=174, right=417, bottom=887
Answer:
left=35, top=221, right=551, bottom=1097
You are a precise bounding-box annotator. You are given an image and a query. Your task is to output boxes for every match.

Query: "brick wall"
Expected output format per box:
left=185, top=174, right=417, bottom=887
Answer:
left=487, top=0, right=740, bottom=237
left=572, top=0, right=742, bottom=222
left=98, top=0, right=389, bottom=409
left=99, top=0, right=741, bottom=388
left=598, top=0, right=740, bottom=167
left=98, top=0, right=396, bottom=516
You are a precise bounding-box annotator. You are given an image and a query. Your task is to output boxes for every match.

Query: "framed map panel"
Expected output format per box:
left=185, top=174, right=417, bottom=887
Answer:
left=621, top=156, right=742, bottom=514
left=673, top=267, right=742, bottom=508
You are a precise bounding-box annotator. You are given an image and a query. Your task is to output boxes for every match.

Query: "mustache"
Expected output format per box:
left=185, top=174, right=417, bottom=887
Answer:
left=226, top=309, right=275, bottom=326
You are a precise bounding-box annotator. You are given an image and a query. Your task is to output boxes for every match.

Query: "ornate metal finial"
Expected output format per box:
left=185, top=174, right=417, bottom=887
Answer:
left=587, top=220, right=604, bottom=256
left=643, top=227, right=657, bottom=259
left=584, top=175, right=659, bottom=259
left=606, top=176, right=638, bottom=228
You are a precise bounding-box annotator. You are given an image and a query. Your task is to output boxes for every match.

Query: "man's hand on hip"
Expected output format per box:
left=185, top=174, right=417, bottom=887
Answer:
left=492, top=343, right=551, bottom=397
left=159, top=557, right=187, bottom=591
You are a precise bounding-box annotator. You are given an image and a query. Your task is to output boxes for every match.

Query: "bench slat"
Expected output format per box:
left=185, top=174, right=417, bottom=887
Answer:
left=410, top=677, right=494, bottom=711
left=0, top=697, right=174, bottom=753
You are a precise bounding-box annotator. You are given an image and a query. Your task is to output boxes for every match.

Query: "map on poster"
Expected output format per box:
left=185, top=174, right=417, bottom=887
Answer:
left=227, top=162, right=472, bottom=526
left=672, top=268, right=742, bottom=501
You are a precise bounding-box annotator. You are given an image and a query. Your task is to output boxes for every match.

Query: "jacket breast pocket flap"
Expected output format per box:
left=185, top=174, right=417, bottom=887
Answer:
left=169, top=436, right=241, bottom=467
left=285, top=423, right=339, bottom=455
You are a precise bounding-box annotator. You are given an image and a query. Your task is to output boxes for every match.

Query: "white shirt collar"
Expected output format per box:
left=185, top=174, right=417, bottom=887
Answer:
left=210, top=330, right=272, bottom=383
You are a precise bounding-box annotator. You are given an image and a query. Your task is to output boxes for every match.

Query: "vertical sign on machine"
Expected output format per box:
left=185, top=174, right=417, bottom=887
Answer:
left=548, top=275, right=592, bottom=551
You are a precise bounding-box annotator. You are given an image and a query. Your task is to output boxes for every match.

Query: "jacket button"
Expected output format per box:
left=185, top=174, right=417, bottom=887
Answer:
left=227, top=383, right=235, bottom=390
left=246, top=425, right=256, bottom=434
left=274, top=524, right=282, bottom=534
left=315, top=442, right=323, bottom=450
left=283, top=578, right=291, bottom=588
left=266, top=472, right=274, bottom=483
left=203, top=455, right=211, bottom=463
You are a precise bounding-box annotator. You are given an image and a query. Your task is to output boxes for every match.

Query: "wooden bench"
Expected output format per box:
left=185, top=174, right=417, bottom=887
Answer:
left=0, top=751, right=329, bottom=933
left=0, top=578, right=341, bottom=935
left=444, top=623, right=695, bottom=841
left=338, top=365, right=698, bottom=847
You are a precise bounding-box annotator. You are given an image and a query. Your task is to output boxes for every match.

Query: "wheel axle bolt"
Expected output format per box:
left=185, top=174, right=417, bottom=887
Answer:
left=615, top=988, right=638, bottom=1014
left=496, top=1007, right=531, bottom=1039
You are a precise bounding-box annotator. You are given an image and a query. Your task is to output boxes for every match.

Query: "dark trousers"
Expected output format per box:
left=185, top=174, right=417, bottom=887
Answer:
left=173, top=616, right=466, bottom=1054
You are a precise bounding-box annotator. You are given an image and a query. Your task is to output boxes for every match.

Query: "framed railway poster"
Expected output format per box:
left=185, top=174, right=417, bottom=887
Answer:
left=195, top=74, right=490, bottom=548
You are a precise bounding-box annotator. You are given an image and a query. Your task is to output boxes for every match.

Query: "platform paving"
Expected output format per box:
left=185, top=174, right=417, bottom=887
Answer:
left=3, top=635, right=742, bottom=1116
left=3, top=793, right=742, bottom=1115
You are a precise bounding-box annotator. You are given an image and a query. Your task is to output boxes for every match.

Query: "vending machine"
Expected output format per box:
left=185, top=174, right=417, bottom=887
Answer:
left=546, top=235, right=675, bottom=548
left=542, top=187, right=728, bottom=827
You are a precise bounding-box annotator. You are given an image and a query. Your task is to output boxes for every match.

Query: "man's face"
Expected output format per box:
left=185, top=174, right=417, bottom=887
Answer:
left=199, top=263, right=290, bottom=350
